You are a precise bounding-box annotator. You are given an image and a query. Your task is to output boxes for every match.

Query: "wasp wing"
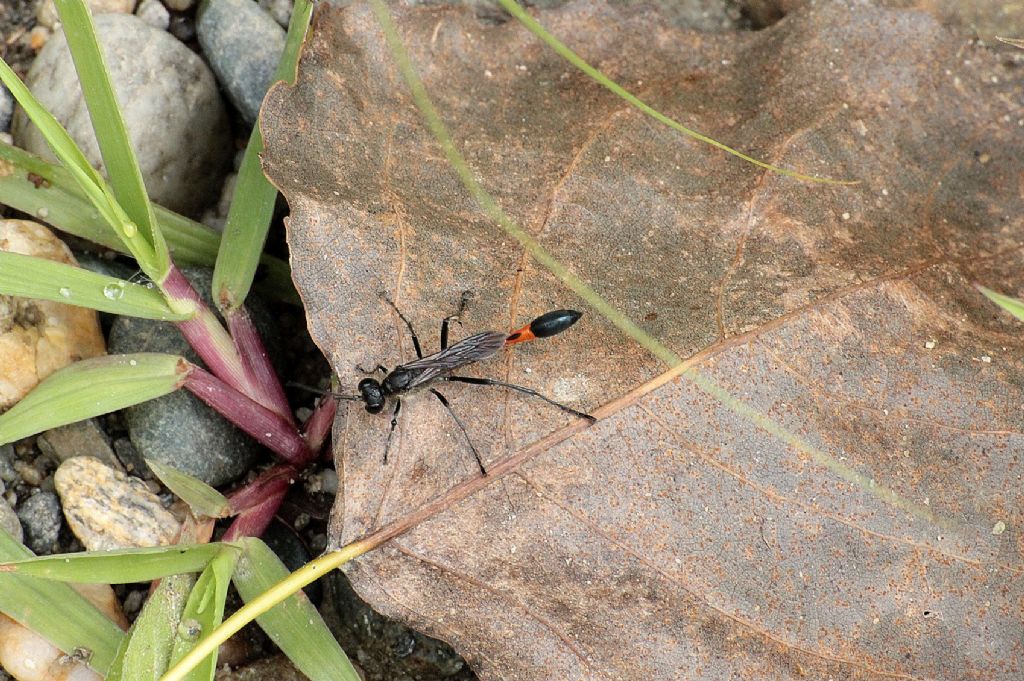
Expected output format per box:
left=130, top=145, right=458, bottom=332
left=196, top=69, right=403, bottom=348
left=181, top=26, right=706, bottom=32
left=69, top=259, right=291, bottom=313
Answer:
left=398, top=331, right=507, bottom=390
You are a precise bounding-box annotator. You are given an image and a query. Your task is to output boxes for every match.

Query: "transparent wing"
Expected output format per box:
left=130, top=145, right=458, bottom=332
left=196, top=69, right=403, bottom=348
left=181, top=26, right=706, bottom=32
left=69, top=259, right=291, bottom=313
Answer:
left=399, top=331, right=506, bottom=390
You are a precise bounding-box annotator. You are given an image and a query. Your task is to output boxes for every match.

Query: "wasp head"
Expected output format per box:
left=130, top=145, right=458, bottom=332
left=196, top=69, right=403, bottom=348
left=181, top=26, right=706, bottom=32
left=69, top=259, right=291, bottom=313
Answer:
left=358, top=378, right=386, bottom=414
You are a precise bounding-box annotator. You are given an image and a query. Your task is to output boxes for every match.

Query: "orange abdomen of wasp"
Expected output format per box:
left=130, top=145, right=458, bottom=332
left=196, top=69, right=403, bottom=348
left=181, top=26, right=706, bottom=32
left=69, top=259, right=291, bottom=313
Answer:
left=506, top=310, right=583, bottom=346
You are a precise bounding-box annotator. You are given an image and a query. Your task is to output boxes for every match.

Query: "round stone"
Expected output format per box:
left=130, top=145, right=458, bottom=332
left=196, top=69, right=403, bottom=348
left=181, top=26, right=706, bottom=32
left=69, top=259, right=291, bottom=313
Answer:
left=197, top=0, right=286, bottom=125
left=13, top=13, right=231, bottom=216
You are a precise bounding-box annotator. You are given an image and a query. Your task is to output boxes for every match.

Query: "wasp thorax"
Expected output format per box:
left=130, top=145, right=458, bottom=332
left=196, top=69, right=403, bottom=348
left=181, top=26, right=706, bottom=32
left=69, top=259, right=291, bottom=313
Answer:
left=383, top=369, right=414, bottom=394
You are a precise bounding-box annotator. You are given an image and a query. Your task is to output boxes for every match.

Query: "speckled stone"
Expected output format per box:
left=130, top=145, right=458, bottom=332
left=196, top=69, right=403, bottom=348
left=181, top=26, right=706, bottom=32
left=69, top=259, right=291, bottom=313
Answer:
left=0, top=220, right=106, bottom=409
left=54, top=456, right=179, bottom=550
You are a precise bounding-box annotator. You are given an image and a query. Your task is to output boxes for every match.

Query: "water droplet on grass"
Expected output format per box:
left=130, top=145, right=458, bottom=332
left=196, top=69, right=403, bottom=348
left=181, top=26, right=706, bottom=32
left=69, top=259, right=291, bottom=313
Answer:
left=103, top=282, right=125, bottom=300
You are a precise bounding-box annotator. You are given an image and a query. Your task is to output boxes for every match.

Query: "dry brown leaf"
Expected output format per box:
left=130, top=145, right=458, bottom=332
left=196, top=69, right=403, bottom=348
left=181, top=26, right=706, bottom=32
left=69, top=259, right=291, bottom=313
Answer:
left=261, top=1, right=1024, bottom=679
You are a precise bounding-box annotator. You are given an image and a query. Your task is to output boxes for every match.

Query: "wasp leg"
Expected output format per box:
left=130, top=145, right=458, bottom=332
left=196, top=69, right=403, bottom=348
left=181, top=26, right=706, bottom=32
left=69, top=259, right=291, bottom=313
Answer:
left=431, top=389, right=486, bottom=475
left=382, top=399, right=402, bottom=464
left=440, top=291, right=473, bottom=350
left=443, top=376, right=596, bottom=422
left=382, top=296, right=423, bottom=359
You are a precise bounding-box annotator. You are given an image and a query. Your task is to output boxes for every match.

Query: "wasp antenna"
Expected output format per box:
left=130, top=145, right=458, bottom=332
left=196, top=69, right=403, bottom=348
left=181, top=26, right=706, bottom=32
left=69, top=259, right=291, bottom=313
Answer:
left=506, top=309, right=583, bottom=345
left=287, top=381, right=329, bottom=395
left=287, top=382, right=362, bottom=401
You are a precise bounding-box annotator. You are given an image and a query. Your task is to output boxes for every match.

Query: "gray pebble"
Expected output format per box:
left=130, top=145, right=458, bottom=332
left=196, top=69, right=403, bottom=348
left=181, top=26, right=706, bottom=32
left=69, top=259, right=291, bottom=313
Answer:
left=13, top=14, right=231, bottom=217
left=36, top=419, right=122, bottom=472
left=12, top=459, right=44, bottom=488
left=257, top=0, right=292, bottom=28
left=197, top=0, right=286, bottom=125
left=121, top=588, right=146, bottom=617
left=112, top=437, right=147, bottom=476
left=168, top=14, right=196, bottom=42
left=136, top=0, right=171, bottom=30
left=0, top=85, right=13, bottom=134
left=261, top=520, right=310, bottom=572
left=304, top=468, right=337, bottom=496
left=16, top=491, right=62, bottom=554
left=200, top=170, right=237, bottom=231
left=0, top=497, right=22, bottom=544
left=201, top=147, right=248, bottom=229
left=121, top=385, right=258, bottom=487
left=0, top=444, right=17, bottom=484
left=262, top=520, right=320, bottom=602
left=107, top=267, right=280, bottom=486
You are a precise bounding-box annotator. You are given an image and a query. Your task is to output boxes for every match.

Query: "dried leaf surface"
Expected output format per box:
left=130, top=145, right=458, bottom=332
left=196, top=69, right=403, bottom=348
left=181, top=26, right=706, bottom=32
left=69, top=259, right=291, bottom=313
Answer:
left=261, top=1, right=1024, bottom=679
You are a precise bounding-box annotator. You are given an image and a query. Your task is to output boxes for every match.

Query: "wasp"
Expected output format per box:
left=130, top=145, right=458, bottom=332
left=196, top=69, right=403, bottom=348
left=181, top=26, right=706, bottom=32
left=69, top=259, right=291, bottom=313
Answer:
left=337, top=294, right=595, bottom=474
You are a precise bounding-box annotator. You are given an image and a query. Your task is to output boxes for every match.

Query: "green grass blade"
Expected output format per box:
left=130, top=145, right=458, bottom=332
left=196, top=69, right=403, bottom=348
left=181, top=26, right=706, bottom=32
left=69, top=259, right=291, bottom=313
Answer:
left=107, top=572, right=196, bottom=681
left=232, top=538, right=360, bottom=681
left=0, top=59, right=119, bottom=227
left=212, top=0, right=312, bottom=312
left=0, top=353, right=186, bottom=444
left=0, top=141, right=300, bottom=304
left=0, top=252, right=190, bottom=320
left=53, top=0, right=168, bottom=275
left=0, top=140, right=113, bottom=246
left=0, top=141, right=294, bottom=300
left=147, top=460, right=232, bottom=519
left=0, top=57, right=154, bottom=267
left=0, top=543, right=228, bottom=583
left=169, top=550, right=238, bottom=681
left=280, top=1, right=314, bottom=82
left=977, top=284, right=1024, bottom=322
left=0, top=526, right=123, bottom=674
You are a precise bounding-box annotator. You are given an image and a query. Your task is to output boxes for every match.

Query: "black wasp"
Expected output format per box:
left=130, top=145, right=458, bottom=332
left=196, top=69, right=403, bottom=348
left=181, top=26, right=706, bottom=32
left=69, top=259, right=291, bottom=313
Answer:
left=336, top=294, right=595, bottom=474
